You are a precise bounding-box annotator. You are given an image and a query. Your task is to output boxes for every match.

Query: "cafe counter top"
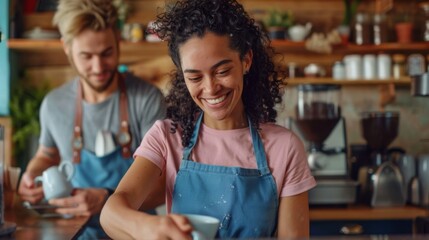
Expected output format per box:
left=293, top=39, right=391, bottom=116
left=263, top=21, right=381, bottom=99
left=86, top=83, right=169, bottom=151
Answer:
left=3, top=199, right=429, bottom=239
left=310, top=205, right=429, bottom=220
left=4, top=201, right=89, bottom=239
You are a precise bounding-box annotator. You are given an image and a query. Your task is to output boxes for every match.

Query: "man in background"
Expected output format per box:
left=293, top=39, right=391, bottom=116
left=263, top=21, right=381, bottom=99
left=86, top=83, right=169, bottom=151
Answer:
left=18, top=0, right=166, bottom=237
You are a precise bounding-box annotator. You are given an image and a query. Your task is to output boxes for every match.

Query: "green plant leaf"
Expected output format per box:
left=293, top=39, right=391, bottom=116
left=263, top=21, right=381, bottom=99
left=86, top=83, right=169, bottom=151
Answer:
left=9, top=83, right=50, bottom=160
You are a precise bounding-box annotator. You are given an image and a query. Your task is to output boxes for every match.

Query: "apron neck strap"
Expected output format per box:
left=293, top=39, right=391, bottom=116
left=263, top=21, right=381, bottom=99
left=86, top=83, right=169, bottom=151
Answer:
left=72, top=73, right=132, bottom=163
left=182, top=113, right=269, bottom=173
left=182, top=112, right=203, bottom=160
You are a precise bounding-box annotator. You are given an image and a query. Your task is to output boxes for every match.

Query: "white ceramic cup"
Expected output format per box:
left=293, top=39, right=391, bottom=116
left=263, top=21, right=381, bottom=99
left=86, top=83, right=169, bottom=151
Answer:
left=34, top=161, right=74, bottom=200
left=184, top=214, right=220, bottom=240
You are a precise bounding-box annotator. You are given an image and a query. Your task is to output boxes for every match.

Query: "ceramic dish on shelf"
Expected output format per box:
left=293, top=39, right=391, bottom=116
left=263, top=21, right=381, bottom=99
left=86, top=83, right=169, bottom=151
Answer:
left=23, top=27, right=60, bottom=40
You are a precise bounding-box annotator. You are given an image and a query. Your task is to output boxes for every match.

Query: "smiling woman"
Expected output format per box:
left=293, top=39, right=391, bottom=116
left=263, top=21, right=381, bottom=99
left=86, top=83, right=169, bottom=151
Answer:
left=100, top=0, right=316, bottom=239
left=180, top=32, right=251, bottom=129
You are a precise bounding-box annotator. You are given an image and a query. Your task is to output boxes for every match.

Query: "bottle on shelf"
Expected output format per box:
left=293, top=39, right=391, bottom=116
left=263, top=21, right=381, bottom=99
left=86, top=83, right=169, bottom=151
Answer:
left=332, top=61, right=345, bottom=80
left=352, top=12, right=372, bottom=45
left=392, top=54, right=406, bottom=79
left=419, top=2, right=429, bottom=42
left=373, top=13, right=389, bottom=45
left=407, top=54, right=425, bottom=76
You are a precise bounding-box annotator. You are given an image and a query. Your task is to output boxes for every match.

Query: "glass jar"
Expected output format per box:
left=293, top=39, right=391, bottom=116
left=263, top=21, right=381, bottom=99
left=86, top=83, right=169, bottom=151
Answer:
left=332, top=61, right=345, bottom=80
left=130, top=23, right=143, bottom=42
left=373, top=13, right=389, bottom=45
left=352, top=12, right=372, bottom=45
left=392, top=54, right=406, bottom=79
left=407, top=54, right=425, bottom=76
left=419, top=2, right=429, bottom=41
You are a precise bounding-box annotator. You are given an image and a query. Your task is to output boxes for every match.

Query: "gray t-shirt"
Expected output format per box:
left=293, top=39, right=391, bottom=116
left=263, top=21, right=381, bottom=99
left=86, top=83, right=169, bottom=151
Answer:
left=39, top=72, right=166, bottom=162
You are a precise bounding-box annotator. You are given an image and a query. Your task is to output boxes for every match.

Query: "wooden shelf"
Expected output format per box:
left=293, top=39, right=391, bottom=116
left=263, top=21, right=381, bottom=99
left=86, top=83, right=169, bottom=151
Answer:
left=8, top=39, right=413, bottom=87
left=8, top=39, right=168, bottom=67
left=9, top=39, right=429, bottom=54
left=285, top=78, right=411, bottom=86
left=269, top=40, right=429, bottom=54
left=8, top=39, right=168, bottom=53
left=310, top=205, right=429, bottom=221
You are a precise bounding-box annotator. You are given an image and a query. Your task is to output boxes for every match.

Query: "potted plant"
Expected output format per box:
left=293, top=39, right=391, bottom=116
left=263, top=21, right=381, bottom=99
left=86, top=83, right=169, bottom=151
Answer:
left=394, top=8, right=414, bottom=43
left=264, top=9, right=293, bottom=40
left=9, top=83, right=50, bottom=171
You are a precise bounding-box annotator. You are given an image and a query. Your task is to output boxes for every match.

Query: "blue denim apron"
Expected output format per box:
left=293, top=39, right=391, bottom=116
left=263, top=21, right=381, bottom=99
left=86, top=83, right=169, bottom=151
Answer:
left=171, top=113, right=279, bottom=238
left=71, top=76, right=134, bottom=189
left=70, top=76, right=142, bottom=239
left=71, top=148, right=133, bottom=189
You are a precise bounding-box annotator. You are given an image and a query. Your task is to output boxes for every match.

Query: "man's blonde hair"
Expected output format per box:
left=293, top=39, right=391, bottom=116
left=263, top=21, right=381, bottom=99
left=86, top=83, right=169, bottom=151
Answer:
left=53, top=0, right=118, bottom=45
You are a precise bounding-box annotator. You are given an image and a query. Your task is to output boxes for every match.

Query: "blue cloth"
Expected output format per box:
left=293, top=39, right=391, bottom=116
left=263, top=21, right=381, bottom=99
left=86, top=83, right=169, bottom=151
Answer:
left=171, top=113, right=279, bottom=238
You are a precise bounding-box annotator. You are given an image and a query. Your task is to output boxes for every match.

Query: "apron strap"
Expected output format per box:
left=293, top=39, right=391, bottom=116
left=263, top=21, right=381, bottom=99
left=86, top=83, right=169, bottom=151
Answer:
left=182, top=112, right=270, bottom=174
left=249, top=119, right=270, bottom=175
left=182, top=112, right=203, bottom=160
left=72, top=73, right=132, bottom=163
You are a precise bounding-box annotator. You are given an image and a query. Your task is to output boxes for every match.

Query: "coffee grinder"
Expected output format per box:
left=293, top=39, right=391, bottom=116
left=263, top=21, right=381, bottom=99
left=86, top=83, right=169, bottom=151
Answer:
left=289, top=84, right=358, bottom=205
left=358, top=111, right=405, bottom=207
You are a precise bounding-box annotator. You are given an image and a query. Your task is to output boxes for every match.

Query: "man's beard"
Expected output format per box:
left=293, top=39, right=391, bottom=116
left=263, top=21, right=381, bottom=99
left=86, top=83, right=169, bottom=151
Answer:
left=81, top=71, right=116, bottom=93
left=68, top=55, right=116, bottom=93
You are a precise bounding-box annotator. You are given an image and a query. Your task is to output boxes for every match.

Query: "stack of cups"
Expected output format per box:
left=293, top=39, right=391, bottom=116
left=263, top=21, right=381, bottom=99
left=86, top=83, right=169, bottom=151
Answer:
left=342, top=54, right=392, bottom=80
left=363, top=54, right=377, bottom=79
left=344, top=55, right=362, bottom=80
left=377, top=54, right=392, bottom=80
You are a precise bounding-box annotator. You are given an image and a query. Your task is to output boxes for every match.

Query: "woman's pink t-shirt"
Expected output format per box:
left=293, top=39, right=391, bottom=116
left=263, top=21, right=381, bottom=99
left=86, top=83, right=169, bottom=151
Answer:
left=134, top=119, right=316, bottom=212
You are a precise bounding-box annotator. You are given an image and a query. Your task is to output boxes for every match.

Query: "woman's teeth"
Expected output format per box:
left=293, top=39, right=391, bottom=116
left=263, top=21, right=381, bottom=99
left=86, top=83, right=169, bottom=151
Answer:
left=206, top=95, right=226, bottom=104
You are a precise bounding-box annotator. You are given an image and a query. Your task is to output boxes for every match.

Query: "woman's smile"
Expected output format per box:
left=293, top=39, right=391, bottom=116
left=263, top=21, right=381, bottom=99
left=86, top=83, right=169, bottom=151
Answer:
left=203, top=93, right=228, bottom=105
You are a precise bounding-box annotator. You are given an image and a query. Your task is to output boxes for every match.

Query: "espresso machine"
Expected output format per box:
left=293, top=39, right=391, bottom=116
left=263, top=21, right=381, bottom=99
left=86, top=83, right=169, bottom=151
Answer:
left=288, top=84, right=358, bottom=205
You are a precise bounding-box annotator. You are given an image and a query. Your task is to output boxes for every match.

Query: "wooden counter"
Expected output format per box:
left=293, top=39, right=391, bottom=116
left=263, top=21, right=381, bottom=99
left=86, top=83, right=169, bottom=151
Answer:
left=3, top=197, right=428, bottom=238
left=3, top=200, right=89, bottom=239
left=310, top=205, right=429, bottom=221
left=309, top=205, right=429, bottom=236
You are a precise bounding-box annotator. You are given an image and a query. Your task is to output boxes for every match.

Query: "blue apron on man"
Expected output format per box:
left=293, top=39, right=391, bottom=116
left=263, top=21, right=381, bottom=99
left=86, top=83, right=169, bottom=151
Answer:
left=71, top=75, right=133, bottom=189
left=171, top=113, right=279, bottom=238
left=70, top=76, right=135, bottom=239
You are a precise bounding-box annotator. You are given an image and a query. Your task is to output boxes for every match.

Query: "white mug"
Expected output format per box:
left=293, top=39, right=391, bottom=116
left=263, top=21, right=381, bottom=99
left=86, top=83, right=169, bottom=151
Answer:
left=184, top=214, right=220, bottom=240
left=35, top=161, right=75, bottom=200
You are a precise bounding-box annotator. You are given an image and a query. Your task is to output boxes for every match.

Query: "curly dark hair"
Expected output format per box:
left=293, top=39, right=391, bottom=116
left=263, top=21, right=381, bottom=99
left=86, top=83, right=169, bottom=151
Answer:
left=154, top=0, right=284, bottom=147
